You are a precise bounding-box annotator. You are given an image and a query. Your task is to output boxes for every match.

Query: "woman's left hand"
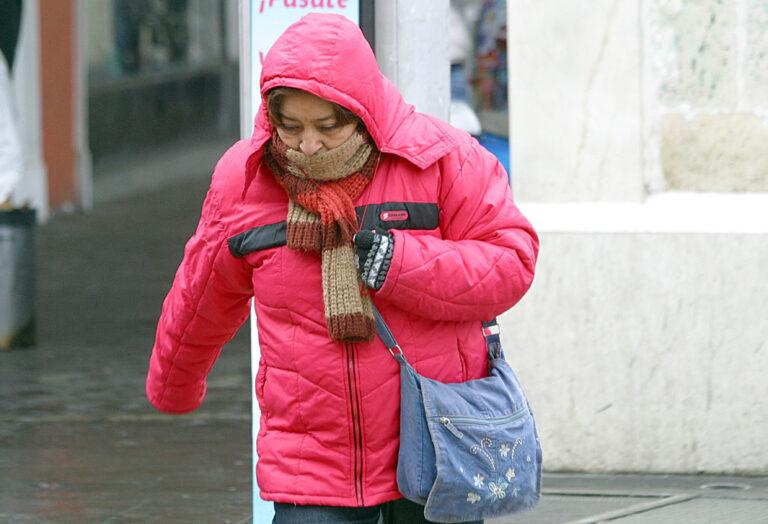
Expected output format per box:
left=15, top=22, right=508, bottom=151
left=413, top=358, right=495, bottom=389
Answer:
left=353, top=229, right=394, bottom=290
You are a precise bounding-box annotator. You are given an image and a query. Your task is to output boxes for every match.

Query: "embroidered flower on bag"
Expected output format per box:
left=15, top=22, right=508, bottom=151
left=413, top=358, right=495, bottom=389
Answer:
left=467, top=492, right=481, bottom=504
left=488, top=481, right=508, bottom=500
left=505, top=467, right=516, bottom=482
left=473, top=474, right=485, bottom=488
left=464, top=436, right=527, bottom=506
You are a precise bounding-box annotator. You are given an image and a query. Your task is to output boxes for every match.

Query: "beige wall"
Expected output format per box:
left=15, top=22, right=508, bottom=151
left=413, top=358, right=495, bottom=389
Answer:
left=507, top=0, right=768, bottom=474
left=504, top=231, right=768, bottom=474
left=508, top=1, right=644, bottom=202
left=510, top=0, right=768, bottom=199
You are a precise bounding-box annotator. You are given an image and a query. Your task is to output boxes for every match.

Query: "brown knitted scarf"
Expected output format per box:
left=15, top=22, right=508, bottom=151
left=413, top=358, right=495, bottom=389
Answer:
left=264, top=131, right=380, bottom=341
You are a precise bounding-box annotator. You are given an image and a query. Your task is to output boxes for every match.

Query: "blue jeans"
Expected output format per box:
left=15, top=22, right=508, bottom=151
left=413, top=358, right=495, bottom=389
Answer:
left=273, top=499, right=483, bottom=524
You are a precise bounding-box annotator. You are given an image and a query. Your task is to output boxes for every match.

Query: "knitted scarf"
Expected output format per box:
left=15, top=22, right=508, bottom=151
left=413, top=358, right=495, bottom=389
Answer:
left=264, top=131, right=380, bottom=342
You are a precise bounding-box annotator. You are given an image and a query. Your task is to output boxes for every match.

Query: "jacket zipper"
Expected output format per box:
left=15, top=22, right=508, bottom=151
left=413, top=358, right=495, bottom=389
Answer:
left=346, top=155, right=378, bottom=506
left=345, top=342, right=365, bottom=506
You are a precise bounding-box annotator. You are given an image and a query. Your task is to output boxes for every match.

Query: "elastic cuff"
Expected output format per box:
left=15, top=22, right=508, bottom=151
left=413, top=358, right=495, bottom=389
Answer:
left=361, top=232, right=393, bottom=290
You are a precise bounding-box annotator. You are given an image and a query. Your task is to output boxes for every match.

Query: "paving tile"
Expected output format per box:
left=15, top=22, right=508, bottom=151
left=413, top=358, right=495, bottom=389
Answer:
left=613, top=497, right=768, bottom=523
left=489, top=495, right=650, bottom=524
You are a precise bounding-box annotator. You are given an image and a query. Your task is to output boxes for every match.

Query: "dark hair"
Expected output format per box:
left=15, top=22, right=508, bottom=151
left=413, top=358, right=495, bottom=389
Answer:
left=266, top=87, right=360, bottom=129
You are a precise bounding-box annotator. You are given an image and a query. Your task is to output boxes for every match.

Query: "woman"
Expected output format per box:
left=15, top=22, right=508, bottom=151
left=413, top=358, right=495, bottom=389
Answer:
left=146, top=13, right=538, bottom=524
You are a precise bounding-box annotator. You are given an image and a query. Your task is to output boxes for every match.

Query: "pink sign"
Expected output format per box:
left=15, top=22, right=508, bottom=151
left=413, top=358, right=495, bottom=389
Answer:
left=246, top=0, right=360, bottom=131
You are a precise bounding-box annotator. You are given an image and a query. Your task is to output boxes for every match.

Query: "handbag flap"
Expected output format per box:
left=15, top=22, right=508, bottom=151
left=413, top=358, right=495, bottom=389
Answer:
left=418, top=360, right=529, bottom=421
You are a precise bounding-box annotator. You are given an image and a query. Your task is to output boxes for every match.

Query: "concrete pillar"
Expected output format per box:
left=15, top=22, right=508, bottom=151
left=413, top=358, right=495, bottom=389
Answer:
left=375, top=0, right=450, bottom=120
left=506, top=0, right=768, bottom=474
left=75, top=0, right=93, bottom=212
left=508, top=1, right=644, bottom=203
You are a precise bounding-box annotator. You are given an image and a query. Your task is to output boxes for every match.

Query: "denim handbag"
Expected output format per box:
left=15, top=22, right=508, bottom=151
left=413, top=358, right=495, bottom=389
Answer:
left=373, top=307, right=542, bottom=523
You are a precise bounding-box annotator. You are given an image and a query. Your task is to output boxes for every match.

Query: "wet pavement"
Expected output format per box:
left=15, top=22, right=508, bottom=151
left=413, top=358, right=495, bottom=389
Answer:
left=1, top=159, right=768, bottom=523
left=1, top=172, right=252, bottom=523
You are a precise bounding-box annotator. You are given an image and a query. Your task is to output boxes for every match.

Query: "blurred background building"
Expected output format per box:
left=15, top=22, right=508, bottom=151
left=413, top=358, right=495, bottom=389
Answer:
left=87, top=0, right=239, bottom=204
left=450, top=0, right=510, bottom=172
left=4, top=0, right=239, bottom=219
left=9, top=0, right=509, bottom=216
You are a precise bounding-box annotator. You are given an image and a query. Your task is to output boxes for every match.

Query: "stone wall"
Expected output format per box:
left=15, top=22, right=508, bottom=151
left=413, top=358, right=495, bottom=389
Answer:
left=504, top=231, right=768, bottom=473
left=645, top=0, right=768, bottom=192
left=507, top=0, right=768, bottom=474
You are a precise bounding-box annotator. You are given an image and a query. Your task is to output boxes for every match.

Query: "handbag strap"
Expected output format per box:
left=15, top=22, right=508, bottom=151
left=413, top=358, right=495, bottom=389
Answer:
left=372, top=304, right=404, bottom=359
left=482, top=318, right=503, bottom=360
left=371, top=305, right=504, bottom=362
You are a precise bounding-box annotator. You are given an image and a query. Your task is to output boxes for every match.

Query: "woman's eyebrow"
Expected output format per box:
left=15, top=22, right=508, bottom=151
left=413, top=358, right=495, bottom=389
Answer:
left=279, top=113, right=336, bottom=122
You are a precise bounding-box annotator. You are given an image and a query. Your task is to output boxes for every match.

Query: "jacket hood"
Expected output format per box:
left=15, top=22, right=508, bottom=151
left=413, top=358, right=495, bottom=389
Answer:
left=249, top=13, right=456, bottom=173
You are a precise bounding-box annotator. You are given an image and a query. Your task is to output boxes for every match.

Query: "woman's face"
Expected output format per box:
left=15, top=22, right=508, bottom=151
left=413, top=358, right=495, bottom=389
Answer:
left=273, top=90, right=358, bottom=156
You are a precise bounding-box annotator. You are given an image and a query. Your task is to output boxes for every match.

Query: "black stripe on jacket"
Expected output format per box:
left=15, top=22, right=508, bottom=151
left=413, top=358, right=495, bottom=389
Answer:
left=228, top=202, right=438, bottom=258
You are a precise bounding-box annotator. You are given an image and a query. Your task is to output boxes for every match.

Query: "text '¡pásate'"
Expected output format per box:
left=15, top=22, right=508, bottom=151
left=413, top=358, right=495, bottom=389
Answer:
left=259, top=0, right=350, bottom=14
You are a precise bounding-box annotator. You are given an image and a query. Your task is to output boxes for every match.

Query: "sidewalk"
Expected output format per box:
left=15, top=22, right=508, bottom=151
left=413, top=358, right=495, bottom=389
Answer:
left=1, top=168, right=766, bottom=523
left=502, top=473, right=768, bottom=523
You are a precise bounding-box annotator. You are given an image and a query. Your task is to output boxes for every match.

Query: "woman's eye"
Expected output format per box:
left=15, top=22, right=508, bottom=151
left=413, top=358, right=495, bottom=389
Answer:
left=320, top=123, right=340, bottom=132
left=280, top=125, right=300, bottom=134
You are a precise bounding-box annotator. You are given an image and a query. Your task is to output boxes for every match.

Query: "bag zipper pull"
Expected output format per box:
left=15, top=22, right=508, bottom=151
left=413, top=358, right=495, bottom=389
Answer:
left=440, top=417, right=464, bottom=439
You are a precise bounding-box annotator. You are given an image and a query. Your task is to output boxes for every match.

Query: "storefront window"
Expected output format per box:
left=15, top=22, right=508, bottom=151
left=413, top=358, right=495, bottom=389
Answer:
left=86, top=0, right=238, bottom=159
left=88, top=0, right=228, bottom=83
left=450, top=0, right=509, bottom=174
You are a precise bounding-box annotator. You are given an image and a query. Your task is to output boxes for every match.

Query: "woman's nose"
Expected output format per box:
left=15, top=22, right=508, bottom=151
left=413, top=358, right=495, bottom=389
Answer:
left=299, top=132, right=323, bottom=155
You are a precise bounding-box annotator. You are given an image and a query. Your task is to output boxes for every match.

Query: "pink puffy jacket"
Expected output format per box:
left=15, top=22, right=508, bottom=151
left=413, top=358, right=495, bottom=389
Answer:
left=147, top=13, right=538, bottom=508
